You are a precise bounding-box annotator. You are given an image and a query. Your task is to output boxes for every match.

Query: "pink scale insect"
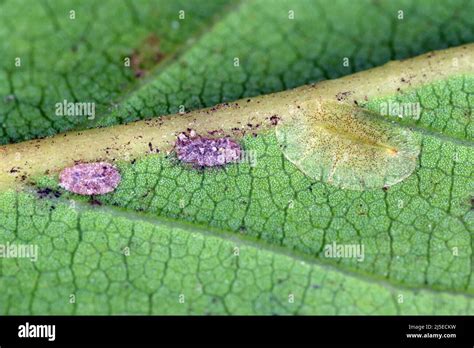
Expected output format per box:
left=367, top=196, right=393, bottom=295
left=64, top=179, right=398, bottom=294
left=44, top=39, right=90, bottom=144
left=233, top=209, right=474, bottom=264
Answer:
left=174, top=129, right=242, bottom=167
left=59, top=130, right=241, bottom=195
left=59, top=162, right=121, bottom=195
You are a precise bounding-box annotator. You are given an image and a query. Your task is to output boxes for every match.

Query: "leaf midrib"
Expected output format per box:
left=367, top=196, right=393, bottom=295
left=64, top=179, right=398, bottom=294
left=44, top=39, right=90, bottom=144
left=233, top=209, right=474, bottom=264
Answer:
left=1, top=45, right=473, bottom=191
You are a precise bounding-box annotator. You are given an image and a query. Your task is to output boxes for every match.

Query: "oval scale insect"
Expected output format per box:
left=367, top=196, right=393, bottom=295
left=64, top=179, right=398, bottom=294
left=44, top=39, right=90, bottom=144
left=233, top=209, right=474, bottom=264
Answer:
left=59, top=162, right=121, bottom=195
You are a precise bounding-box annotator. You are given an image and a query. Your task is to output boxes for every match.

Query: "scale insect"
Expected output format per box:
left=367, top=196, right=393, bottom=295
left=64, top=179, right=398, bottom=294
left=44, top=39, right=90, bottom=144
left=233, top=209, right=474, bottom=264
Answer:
left=175, top=130, right=242, bottom=167
left=59, top=162, right=121, bottom=195
left=275, top=100, right=420, bottom=190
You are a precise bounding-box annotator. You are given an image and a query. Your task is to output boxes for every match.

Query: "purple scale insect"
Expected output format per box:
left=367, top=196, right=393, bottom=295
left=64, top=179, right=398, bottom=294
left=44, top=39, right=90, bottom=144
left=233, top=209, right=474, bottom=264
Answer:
left=175, top=130, right=241, bottom=167
left=59, top=162, right=121, bottom=195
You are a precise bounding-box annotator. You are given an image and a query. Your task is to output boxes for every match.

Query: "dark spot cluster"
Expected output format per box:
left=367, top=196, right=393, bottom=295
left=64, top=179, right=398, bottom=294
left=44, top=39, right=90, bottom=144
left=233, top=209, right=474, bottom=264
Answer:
left=269, top=115, right=280, bottom=126
left=336, top=91, right=352, bottom=101
left=209, top=102, right=230, bottom=112
left=148, top=142, right=160, bottom=153
left=36, top=187, right=62, bottom=199
left=130, top=33, right=165, bottom=78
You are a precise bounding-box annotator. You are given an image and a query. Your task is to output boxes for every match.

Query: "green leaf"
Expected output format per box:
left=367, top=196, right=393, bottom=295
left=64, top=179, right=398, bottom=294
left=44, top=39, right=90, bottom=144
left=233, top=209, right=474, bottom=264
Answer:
left=1, top=44, right=473, bottom=314
left=2, top=0, right=474, bottom=143
left=0, top=191, right=471, bottom=314
left=0, top=0, right=473, bottom=315
left=0, top=0, right=233, bottom=143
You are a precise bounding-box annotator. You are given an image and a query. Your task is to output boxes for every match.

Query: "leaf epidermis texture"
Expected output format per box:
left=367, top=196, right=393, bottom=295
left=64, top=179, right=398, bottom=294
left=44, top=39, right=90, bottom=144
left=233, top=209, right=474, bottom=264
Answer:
left=2, top=0, right=474, bottom=143
left=20, top=75, right=473, bottom=307
left=0, top=191, right=472, bottom=315
left=0, top=0, right=473, bottom=315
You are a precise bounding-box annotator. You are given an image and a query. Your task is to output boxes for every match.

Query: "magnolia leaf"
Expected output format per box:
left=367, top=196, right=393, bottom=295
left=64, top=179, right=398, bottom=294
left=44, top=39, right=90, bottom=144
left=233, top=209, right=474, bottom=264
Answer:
left=0, top=0, right=473, bottom=315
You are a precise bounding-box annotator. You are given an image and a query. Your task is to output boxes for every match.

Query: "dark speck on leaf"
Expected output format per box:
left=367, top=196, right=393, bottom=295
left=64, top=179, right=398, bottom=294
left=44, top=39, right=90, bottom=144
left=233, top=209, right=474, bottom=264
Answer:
left=336, top=91, right=351, bottom=101
left=207, top=130, right=219, bottom=135
left=37, top=188, right=62, bottom=199
left=131, top=33, right=165, bottom=78
left=90, top=198, right=102, bottom=206
left=269, top=115, right=280, bottom=126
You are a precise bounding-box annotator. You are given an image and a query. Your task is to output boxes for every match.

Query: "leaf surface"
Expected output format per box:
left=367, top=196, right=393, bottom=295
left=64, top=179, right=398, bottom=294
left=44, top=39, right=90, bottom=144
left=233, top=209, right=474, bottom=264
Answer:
left=2, top=0, right=474, bottom=142
left=0, top=0, right=473, bottom=315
